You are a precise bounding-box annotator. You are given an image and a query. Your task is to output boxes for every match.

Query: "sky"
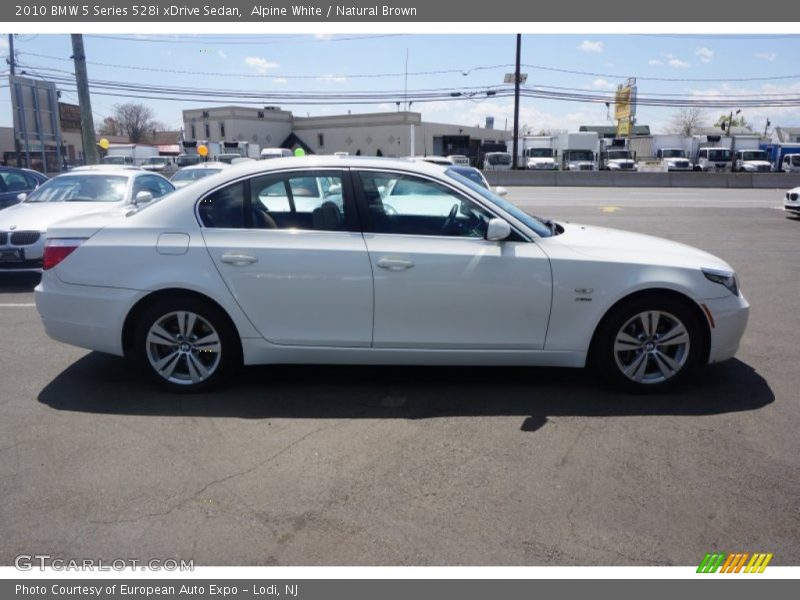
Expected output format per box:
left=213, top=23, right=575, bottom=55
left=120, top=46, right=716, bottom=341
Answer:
left=2, top=33, right=800, bottom=136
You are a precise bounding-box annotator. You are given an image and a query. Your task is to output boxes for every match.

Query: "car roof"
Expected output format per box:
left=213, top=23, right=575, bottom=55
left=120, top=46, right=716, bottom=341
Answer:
left=212, top=155, right=454, bottom=178
left=70, top=165, right=144, bottom=172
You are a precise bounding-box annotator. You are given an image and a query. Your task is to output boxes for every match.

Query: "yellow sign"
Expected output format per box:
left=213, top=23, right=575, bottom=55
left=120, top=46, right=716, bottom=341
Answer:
left=98, top=138, right=110, bottom=150
left=616, top=119, right=631, bottom=137
left=197, top=145, right=208, bottom=157
left=615, top=85, right=633, bottom=121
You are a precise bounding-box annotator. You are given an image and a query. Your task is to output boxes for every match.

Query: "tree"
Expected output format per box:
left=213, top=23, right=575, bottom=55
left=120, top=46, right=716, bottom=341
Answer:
left=96, top=117, right=122, bottom=137
left=667, top=107, right=707, bottom=136
left=714, top=113, right=752, bottom=132
left=110, top=103, right=162, bottom=143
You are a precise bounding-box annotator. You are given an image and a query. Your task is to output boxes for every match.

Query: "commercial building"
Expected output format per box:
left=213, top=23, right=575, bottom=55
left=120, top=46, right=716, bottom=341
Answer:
left=182, top=106, right=509, bottom=164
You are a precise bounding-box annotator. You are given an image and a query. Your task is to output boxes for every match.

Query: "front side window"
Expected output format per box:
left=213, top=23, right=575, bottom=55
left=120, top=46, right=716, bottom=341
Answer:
left=134, top=175, right=173, bottom=199
left=357, top=171, right=492, bottom=238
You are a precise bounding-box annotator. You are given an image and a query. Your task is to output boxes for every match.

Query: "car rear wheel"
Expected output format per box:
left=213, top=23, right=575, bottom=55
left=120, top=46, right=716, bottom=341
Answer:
left=592, top=296, right=705, bottom=393
left=133, top=297, right=240, bottom=392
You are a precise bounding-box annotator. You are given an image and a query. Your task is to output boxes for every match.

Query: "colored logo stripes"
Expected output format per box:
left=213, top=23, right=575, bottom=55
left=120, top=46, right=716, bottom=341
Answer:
left=697, top=552, right=773, bottom=573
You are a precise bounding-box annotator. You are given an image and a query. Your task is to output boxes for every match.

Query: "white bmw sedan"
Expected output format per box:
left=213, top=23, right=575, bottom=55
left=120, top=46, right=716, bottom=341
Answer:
left=35, top=157, right=749, bottom=393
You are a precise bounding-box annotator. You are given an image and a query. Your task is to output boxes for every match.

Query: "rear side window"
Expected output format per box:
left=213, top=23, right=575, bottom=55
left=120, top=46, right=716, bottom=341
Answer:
left=198, top=181, right=246, bottom=229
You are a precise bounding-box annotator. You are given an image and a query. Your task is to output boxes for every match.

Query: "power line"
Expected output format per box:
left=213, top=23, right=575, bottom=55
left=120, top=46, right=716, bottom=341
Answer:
left=83, top=34, right=406, bottom=45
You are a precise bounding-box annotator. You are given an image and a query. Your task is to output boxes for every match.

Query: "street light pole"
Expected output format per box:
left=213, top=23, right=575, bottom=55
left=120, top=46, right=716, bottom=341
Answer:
left=512, top=33, right=521, bottom=170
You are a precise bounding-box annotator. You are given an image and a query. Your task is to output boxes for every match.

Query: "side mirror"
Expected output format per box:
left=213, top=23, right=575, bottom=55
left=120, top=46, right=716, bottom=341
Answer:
left=134, top=190, right=154, bottom=205
left=495, top=186, right=508, bottom=197
left=17, top=192, right=27, bottom=202
left=485, top=218, right=511, bottom=242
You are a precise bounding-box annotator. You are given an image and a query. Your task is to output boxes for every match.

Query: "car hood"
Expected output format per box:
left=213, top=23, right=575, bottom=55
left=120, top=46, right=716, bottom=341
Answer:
left=0, top=201, right=126, bottom=232
left=552, top=222, right=732, bottom=271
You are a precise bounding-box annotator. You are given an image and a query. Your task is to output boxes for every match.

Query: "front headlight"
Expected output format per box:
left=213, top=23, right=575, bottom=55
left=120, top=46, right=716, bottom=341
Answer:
left=702, top=268, right=740, bottom=296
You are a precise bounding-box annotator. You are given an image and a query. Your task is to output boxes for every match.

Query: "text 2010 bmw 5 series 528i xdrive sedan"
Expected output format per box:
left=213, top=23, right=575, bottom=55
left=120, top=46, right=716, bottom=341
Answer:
left=35, top=157, right=749, bottom=393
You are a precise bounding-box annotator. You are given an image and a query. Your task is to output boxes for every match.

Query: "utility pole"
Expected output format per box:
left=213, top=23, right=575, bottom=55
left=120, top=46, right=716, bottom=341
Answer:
left=70, top=34, right=98, bottom=165
left=512, top=34, right=521, bottom=170
left=7, top=34, right=24, bottom=167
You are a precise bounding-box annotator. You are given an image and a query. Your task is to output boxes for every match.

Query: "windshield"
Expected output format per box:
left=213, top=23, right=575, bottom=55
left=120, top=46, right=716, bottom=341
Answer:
left=566, top=150, right=593, bottom=161
left=218, top=154, right=242, bottom=164
left=449, top=167, right=488, bottom=188
left=487, top=153, right=511, bottom=165
left=145, top=157, right=168, bottom=165
left=102, top=156, right=128, bottom=165
left=445, top=168, right=552, bottom=238
left=707, top=149, right=731, bottom=161
left=24, top=175, right=128, bottom=203
left=172, top=168, right=222, bottom=182
left=526, top=149, right=553, bottom=158
left=741, top=151, right=767, bottom=161
left=606, top=150, right=632, bottom=159
left=661, top=149, right=685, bottom=158
left=792, top=156, right=800, bottom=166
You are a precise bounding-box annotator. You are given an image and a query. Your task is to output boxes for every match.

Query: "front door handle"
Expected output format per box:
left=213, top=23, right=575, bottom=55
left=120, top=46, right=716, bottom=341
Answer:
left=220, top=253, right=258, bottom=266
left=376, top=257, right=414, bottom=271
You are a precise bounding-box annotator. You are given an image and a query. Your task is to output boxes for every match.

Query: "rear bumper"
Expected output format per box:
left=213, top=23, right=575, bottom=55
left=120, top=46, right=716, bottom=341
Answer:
left=703, top=294, right=750, bottom=364
left=35, top=271, right=144, bottom=356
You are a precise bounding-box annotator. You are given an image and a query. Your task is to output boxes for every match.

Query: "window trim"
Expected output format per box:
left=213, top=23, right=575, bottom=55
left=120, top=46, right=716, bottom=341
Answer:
left=351, top=167, right=532, bottom=241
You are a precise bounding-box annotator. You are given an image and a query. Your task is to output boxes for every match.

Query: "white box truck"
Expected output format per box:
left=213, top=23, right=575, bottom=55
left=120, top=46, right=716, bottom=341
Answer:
left=102, top=144, right=158, bottom=166
left=600, top=138, right=637, bottom=171
left=556, top=132, right=599, bottom=171
left=521, top=136, right=558, bottom=170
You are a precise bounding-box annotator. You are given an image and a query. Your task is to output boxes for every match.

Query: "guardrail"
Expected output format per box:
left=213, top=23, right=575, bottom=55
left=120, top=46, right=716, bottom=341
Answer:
left=484, top=171, right=800, bottom=189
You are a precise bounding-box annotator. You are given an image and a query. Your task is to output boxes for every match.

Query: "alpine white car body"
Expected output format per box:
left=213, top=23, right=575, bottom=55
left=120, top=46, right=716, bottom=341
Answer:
left=785, top=186, right=800, bottom=217
left=35, top=157, right=749, bottom=393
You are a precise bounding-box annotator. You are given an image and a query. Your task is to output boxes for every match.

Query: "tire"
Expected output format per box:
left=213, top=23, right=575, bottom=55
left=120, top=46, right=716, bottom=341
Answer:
left=591, top=295, right=706, bottom=393
left=133, top=296, right=241, bottom=393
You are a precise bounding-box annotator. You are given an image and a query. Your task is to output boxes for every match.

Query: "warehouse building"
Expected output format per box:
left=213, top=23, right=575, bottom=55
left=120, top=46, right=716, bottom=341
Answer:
left=181, top=106, right=509, bottom=164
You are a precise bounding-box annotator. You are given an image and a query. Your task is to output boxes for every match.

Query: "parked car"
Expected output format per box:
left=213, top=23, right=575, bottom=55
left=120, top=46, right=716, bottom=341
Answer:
left=0, top=167, right=174, bottom=272
left=35, top=157, right=748, bottom=393
left=141, top=156, right=174, bottom=173
left=448, top=165, right=508, bottom=197
left=176, top=154, right=202, bottom=168
left=784, top=187, right=800, bottom=218
left=170, top=162, right=230, bottom=189
left=217, top=153, right=244, bottom=165
left=0, top=167, right=48, bottom=210
left=260, top=148, right=294, bottom=160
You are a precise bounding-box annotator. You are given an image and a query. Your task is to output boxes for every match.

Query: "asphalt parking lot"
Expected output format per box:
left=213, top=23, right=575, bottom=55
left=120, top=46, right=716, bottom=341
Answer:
left=1, top=186, right=798, bottom=566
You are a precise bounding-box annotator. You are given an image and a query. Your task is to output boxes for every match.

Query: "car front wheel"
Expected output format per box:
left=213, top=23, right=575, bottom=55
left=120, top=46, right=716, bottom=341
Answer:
left=592, top=296, right=705, bottom=393
left=133, top=297, right=240, bottom=392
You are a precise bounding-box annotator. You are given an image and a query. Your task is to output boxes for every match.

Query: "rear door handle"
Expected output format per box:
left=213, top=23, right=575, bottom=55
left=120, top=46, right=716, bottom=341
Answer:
left=220, top=253, right=258, bottom=266
left=377, top=257, right=414, bottom=271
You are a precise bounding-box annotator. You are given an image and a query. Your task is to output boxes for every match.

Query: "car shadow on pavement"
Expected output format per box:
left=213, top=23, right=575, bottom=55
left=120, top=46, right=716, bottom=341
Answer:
left=38, top=354, right=774, bottom=431
left=0, top=272, right=40, bottom=293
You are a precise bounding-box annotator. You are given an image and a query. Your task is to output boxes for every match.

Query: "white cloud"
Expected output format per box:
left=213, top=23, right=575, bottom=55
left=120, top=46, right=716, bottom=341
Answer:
left=648, top=59, right=663, bottom=66
left=579, top=40, right=604, bottom=53
left=755, top=52, right=777, bottom=62
left=318, top=74, right=347, bottom=83
left=0, top=37, right=8, bottom=49
left=218, top=49, right=228, bottom=60
left=244, top=56, right=279, bottom=74
left=592, top=78, right=616, bottom=90
left=695, top=47, right=714, bottom=63
left=687, top=80, right=800, bottom=128
left=665, top=54, right=691, bottom=68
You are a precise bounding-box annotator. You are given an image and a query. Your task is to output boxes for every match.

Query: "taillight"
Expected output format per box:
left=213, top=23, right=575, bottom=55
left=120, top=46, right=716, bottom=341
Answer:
left=42, top=238, right=87, bottom=270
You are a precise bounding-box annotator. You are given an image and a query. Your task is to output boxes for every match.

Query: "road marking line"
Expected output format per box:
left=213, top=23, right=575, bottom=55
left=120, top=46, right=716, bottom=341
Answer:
left=0, top=303, right=36, bottom=307
left=600, top=206, right=621, bottom=213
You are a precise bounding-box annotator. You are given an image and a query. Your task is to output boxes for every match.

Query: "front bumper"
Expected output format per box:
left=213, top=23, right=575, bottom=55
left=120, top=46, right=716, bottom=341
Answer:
left=35, top=271, right=145, bottom=356
left=784, top=202, right=800, bottom=214
left=703, top=293, right=750, bottom=364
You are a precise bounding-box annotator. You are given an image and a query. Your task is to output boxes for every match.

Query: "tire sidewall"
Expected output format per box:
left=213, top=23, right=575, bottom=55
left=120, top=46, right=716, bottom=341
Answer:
left=133, top=297, right=240, bottom=393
